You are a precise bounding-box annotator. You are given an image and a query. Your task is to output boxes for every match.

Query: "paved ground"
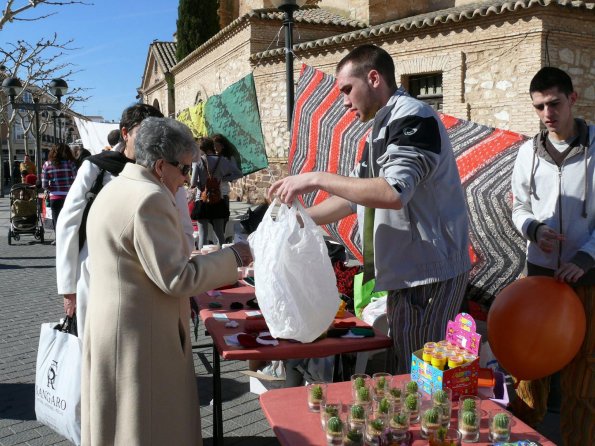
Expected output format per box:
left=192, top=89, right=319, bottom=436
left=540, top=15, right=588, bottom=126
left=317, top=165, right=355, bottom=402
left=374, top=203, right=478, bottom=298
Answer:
left=0, top=185, right=562, bottom=445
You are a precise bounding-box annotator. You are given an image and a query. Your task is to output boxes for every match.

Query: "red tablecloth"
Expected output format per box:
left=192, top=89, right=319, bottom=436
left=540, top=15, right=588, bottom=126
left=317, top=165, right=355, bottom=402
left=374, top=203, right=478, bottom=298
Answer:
left=195, top=286, right=392, bottom=361
left=260, top=378, right=556, bottom=446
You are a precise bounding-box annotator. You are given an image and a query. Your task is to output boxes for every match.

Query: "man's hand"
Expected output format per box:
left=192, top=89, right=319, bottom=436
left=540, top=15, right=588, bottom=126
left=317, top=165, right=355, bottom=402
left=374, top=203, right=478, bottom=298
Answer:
left=555, top=263, right=585, bottom=283
left=536, top=225, right=565, bottom=253
left=268, top=173, right=320, bottom=204
left=63, top=293, right=76, bottom=317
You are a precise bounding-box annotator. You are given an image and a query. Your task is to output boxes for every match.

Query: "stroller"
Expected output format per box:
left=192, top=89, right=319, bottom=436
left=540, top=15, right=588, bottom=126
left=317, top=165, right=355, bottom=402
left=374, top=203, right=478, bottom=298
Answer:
left=8, top=183, right=44, bottom=244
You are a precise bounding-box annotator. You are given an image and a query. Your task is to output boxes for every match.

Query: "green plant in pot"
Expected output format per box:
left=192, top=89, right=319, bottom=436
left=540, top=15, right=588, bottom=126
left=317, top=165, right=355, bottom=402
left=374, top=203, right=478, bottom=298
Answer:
left=355, top=386, right=371, bottom=404
left=376, top=397, right=390, bottom=416
left=343, top=426, right=364, bottom=446
left=349, top=404, right=366, bottom=427
left=365, top=416, right=385, bottom=446
left=404, top=393, right=420, bottom=422
left=325, top=416, right=344, bottom=446
left=321, top=403, right=340, bottom=430
left=490, top=412, right=511, bottom=442
left=405, top=381, right=418, bottom=395
left=308, top=384, right=324, bottom=412
left=458, top=409, right=480, bottom=442
left=421, top=407, right=441, bottom=438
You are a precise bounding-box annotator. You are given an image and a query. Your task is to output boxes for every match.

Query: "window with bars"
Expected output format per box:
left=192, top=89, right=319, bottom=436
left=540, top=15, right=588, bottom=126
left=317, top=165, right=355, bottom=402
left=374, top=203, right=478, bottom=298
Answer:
left=408, top=73, right=443, bottom=111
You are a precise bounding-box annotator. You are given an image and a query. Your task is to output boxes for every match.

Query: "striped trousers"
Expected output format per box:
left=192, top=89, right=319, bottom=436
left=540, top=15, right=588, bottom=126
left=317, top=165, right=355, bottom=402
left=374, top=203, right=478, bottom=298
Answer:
left=511, top=284, right=594, bottom=445
left=386, top=272, right=469, bottom=374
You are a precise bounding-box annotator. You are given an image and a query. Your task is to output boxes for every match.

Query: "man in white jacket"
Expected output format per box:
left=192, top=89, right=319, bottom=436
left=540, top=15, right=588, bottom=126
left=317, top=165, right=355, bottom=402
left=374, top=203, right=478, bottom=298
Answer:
left=511, top=66, right=594, bottom=445
left=56, top=104, right=195, bottom=338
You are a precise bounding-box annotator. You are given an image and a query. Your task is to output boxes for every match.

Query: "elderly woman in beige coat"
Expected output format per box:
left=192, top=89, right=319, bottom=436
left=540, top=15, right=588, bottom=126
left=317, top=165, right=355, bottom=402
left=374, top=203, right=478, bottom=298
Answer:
left=82, top=117, right=252, bottom=446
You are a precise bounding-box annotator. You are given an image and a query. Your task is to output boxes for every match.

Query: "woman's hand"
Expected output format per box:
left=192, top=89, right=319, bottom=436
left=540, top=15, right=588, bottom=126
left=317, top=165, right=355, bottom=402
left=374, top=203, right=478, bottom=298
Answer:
left=63, top=293, right=76, bottom=317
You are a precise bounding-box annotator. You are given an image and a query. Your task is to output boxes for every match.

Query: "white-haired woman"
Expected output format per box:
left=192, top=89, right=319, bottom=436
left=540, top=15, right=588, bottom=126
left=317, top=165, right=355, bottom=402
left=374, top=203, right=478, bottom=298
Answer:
left=82, top=117, right=252, bottom=446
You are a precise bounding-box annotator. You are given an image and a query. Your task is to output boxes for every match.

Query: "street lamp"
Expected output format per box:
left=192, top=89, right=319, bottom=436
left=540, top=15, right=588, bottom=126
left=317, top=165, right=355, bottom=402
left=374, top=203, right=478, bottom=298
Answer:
left=2, top=77, right=68, bottom=178
left=271, top=0, right=307, bottom=130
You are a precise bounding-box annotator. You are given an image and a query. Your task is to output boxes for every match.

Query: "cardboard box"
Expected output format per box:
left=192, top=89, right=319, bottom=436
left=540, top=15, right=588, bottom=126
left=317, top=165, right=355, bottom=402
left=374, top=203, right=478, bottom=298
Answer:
left=410, top=313, right=481, bottom=399
left=241, top=370, right=285, bottom=395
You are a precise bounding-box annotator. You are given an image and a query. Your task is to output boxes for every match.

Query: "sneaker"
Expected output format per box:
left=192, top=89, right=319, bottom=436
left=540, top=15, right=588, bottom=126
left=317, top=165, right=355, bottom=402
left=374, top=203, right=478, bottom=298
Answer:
left=51, top=240, right=56, bottom=245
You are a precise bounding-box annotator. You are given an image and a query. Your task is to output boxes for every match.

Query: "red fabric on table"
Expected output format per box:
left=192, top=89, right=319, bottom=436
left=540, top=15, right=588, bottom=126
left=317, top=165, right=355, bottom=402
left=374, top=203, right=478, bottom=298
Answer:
left=195, top=286, right=391, bottom=361
left=259, top=377, right=557, bottom=446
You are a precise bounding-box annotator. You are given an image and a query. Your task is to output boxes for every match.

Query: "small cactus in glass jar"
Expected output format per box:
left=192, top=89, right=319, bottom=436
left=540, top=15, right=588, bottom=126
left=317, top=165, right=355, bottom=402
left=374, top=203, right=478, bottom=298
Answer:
left=377, top=397, right=390, bottom=415
left=327, top=416, right=343, bottom=433
left=311, top=384, right=323, bottom=400
left=462, top=410, right=477, bottom=427
left=391, top=412, right=409, bottom=429
left=344, top=427, right=364, bottom=446
left=404, top=393, right=418, bottom=411
left=462, top=398, right=476, bottom=412
left=356, top=386, right=371, bottom=403
left=354, top=376, right=366, bottom=389
left=389, top=387, right=402, bottom=399
left=493, top=412, right=509, bottom=430
left=424, top=408, right=440, bottom=425
left=406, top=381, right=418, bottom=394
left=433, top=389, right=449, bottom=405
left=351, top=404, right=365, bottom=421
left=325, top=404, right=339, bottom=417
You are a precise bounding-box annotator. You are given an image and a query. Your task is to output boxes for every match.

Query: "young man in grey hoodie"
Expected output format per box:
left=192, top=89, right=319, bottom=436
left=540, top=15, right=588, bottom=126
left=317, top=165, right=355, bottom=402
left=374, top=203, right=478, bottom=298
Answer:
left=511, top=66, right=594, bottom=445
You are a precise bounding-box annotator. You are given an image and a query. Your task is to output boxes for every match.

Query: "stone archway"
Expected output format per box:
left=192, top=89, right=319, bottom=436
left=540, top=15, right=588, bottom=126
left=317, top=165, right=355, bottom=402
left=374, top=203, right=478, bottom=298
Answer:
left=152, top=98, right=161, bottom=112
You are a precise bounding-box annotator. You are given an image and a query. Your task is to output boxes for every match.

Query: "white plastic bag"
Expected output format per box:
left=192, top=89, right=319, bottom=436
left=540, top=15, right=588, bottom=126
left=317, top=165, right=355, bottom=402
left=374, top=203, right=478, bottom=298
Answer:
left=250, top=200, right=340, bottom=343
left=35, top=321, right=81, bottom=445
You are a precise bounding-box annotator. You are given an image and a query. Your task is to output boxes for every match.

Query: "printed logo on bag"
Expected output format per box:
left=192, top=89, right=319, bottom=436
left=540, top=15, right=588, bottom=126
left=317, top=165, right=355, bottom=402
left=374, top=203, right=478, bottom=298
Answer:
left=36, top=359, right=67, bottom=411
left=47, top=360, right=57, bottom=389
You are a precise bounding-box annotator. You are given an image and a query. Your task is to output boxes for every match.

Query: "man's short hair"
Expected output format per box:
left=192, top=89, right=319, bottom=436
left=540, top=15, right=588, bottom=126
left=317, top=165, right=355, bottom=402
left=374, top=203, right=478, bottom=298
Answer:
left=530, top=67, right=574, bottom=96
left=107, top=129, right=121, bottom=147
left=336, top=44, right=397, bottom=89
left=119, top=103, right=163, bottom=133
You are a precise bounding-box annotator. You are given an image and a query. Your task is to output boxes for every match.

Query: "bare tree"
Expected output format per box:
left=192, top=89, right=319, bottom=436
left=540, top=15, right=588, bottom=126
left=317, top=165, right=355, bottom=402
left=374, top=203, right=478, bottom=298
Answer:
left=0, top=34, right=88, bottom=186
left=0, top=0, right=90, bottom=32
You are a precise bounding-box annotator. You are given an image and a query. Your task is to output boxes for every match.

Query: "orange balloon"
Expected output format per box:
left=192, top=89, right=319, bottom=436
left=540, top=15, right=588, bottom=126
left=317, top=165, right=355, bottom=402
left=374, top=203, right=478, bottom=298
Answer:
left=487, top=276, right=586, bottom=380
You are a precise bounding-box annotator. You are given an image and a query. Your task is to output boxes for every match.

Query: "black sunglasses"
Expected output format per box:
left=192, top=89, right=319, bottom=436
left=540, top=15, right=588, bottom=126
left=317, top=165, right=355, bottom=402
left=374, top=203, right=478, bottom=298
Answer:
left=165, top=160, right=192, bottom=176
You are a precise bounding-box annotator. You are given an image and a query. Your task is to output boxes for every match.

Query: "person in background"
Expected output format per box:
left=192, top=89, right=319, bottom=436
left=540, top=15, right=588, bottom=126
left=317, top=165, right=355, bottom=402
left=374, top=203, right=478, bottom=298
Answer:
left=20, top=154, right=36, bottom=183
left=191, top=136, right=242, bottom=248
left=82, top=117, right=252, bottom=446
left=11, top=158, right=20, bottom=185
left=510, top=66, right=594, bottom=445
left=56, top=104, right=195, bottom=339
left=72, top=144, right=92, bottom=169
left=4, top=159, right=11, bottom=185
left=41, top=143, right=77, bottom=233
left=269, top=44, right=470, bottom=377
left=212, top=133, right=243, bottom=227
left=107, top=128, right=120, bottom=148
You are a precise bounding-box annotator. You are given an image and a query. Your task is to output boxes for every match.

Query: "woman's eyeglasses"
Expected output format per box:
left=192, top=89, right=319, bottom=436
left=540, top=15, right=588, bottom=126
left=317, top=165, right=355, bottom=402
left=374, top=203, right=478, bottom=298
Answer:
left=165, top=160, right=192, bottom=176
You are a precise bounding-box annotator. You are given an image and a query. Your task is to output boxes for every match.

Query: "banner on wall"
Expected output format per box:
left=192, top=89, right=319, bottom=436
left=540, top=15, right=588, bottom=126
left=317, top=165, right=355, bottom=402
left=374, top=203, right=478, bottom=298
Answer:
left=177, top=74, right=268, bottom=176
left=290, top=64, right=529, bottom=305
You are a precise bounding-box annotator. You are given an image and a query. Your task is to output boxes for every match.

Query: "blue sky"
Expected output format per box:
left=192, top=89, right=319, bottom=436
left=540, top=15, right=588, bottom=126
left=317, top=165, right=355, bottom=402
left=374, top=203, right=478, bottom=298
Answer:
left=0, top=1, right=178, bottom=122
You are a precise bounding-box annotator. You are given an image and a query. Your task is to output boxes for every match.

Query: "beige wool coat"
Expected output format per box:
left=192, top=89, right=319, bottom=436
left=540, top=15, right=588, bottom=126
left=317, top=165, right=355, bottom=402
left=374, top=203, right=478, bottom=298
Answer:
left=82, top=163, right=238, bottom=446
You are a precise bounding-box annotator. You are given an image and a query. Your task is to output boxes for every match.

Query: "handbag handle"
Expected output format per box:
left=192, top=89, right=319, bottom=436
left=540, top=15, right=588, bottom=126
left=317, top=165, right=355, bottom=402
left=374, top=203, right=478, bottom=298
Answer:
left=55, top=314, right=78, bottom=336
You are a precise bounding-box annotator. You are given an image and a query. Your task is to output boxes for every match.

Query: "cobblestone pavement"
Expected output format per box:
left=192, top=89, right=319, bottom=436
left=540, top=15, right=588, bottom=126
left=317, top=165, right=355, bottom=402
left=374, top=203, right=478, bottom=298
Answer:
left=0, top=187, right=279, bottom=446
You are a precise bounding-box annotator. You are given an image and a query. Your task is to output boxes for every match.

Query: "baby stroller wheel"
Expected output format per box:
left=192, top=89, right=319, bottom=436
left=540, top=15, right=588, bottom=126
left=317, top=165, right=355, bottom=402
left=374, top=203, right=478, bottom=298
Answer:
left=13, top=233, right=20, bottom=241
left=8, top=229, right=12, bottom=245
